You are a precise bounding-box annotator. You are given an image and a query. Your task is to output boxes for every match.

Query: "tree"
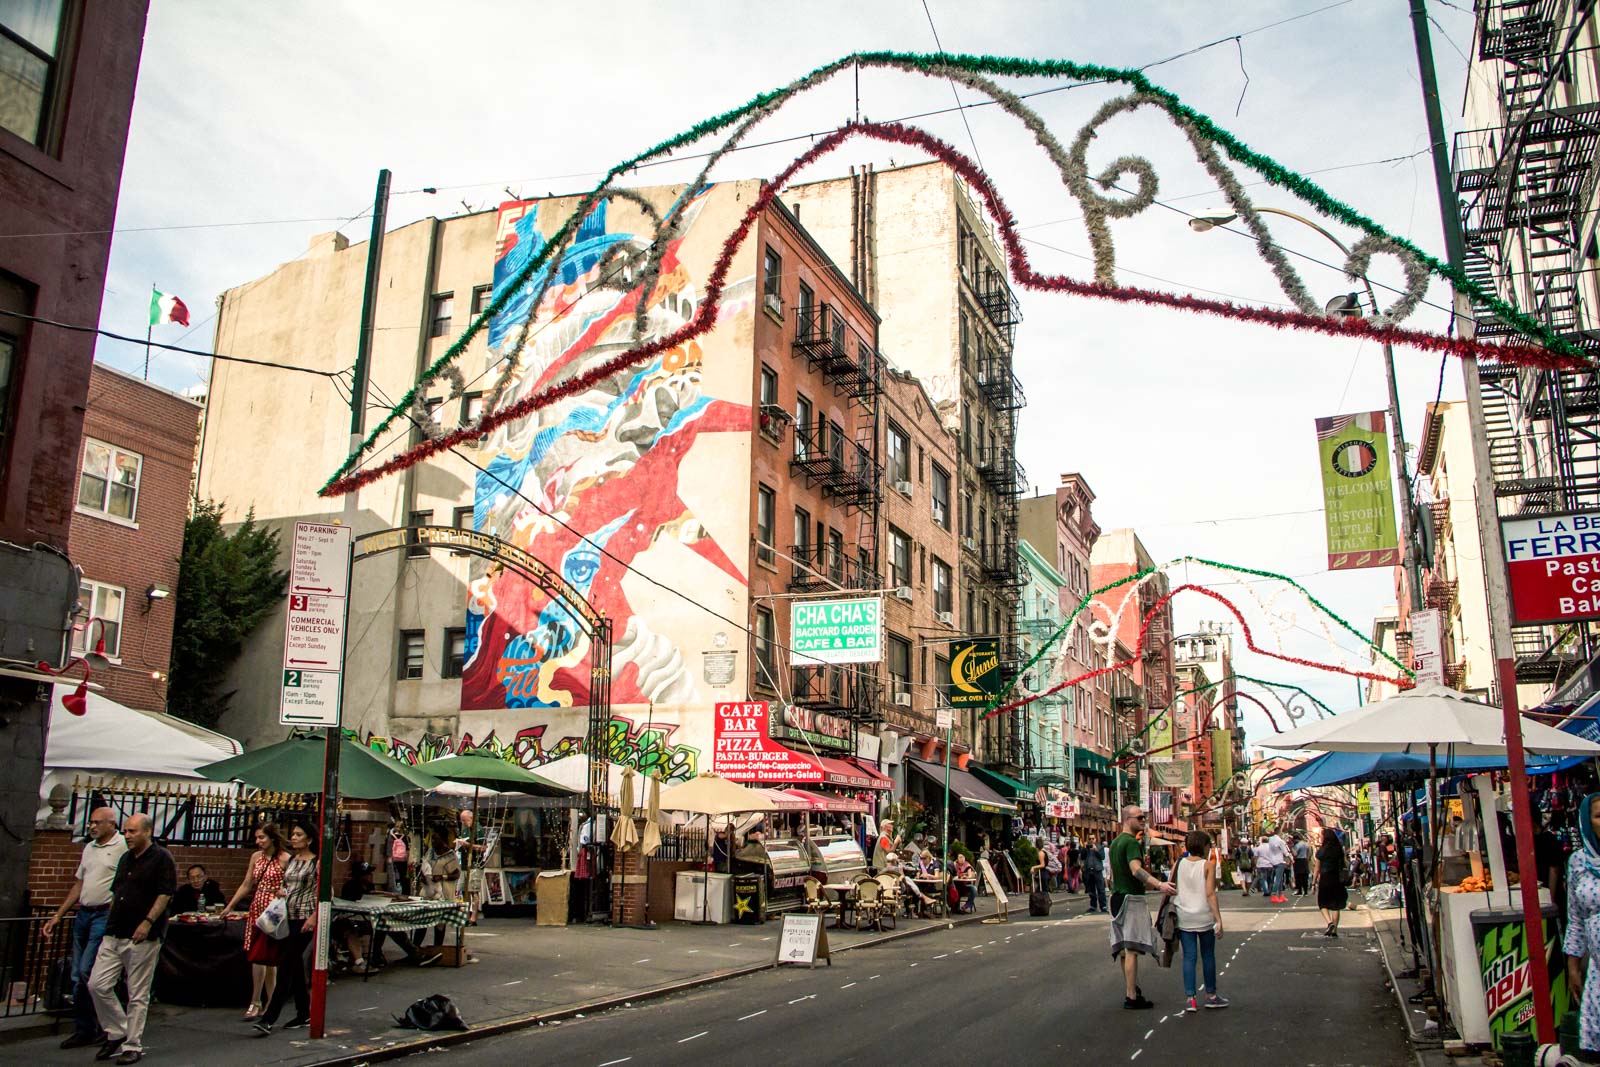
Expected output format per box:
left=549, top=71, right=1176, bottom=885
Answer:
left=168, top=501, right=286, bottom=729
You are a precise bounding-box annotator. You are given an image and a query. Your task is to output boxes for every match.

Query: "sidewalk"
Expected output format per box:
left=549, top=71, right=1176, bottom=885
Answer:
left=4, top=888, right=1053, bottom=1066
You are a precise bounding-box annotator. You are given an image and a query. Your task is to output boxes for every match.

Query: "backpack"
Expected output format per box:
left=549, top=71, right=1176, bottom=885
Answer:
left=391, top=834, right=409, bottom=862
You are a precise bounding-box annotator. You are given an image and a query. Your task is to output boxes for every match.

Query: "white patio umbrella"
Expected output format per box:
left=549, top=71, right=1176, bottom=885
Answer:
left=1261, top=684, right=1600, bottom=756
left=656, top=773, right=778, bottom=923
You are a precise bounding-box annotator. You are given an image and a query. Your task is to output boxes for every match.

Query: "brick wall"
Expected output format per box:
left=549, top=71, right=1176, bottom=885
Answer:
left=68, top=365, right=201, bottom=713
left=28, top=830, right=252, bottom=911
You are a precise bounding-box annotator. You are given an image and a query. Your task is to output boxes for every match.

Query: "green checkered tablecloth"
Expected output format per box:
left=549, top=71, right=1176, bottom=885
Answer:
left=331, top=898, right=469, bottom=931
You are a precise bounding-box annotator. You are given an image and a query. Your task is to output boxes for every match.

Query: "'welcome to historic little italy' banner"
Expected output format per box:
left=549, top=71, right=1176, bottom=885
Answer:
left=1316, top=410, right=1399, bottom=571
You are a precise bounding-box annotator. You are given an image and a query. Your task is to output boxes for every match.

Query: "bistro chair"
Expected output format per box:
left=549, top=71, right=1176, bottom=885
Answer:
left=854, top=877, right=884, bottom=931
left=874, top=875, right=900, bottom=929
left=802, top=877, right=837, bottom=919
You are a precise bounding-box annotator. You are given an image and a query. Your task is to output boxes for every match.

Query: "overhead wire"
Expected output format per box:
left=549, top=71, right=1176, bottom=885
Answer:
left=7, top=311, right=350, bottom=378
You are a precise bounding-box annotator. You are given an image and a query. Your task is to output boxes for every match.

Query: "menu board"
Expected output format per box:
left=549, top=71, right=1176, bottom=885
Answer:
left=775, top=913, right=830, bottom=967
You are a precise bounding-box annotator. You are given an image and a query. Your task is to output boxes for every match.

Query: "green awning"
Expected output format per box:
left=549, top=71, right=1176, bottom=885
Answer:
left=970, top=765, right=1033, bottom=800
left=1069, top=750, right=1120, bottom=782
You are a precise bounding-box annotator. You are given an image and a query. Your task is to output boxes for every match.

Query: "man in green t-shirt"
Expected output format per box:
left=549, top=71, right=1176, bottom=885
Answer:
left=1108, top=805, right=1176, bottom=1010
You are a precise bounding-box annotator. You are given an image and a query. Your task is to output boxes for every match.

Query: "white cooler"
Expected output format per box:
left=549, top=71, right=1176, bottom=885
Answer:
left=674, top=871, right=732, bottom=923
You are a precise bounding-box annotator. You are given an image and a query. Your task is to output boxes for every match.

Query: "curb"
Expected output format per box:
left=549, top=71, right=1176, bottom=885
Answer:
left=302, top=896, right=1041, bottom=1067
left=1366, top=905, right=1445, bottom=1066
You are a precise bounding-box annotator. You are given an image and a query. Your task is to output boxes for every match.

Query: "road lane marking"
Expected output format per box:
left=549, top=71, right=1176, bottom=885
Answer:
left=738, top=1010, right=767, bottom=1021
left=634, top=958, right=651, bottom=963
left=1145, top=1029, right=1154, bottom=1039
left=502, top=979, right=525, bottom=986
left=869, top=975, right=881, bottom=980
left=679, top=1031, right=708, bottom=1043
left=788, top=995, right=816, bottom=1004
left=1131, top=1050, right=1143, bottom=1061
left=841, top=982, right=857, bottom=989
left=599, top=1059, right=632, bottom=1066
left=934, top=954, right=949, bottom=959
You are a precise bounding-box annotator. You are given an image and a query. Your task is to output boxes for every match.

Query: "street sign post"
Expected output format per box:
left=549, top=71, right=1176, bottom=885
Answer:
left=280, top=524, right=351, bottom=729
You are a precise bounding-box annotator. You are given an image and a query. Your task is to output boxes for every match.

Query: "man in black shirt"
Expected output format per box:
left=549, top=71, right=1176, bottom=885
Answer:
left=171, top=864, right=225, bottom=914
left=88, top=813, right=176, bottom=1064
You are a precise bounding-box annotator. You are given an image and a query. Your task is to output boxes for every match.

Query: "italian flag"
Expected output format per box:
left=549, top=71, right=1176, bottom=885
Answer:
left=150, top=288, right=189, bottom=326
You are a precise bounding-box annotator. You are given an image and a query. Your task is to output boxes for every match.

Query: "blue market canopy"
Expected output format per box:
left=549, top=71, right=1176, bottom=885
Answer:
left=1271, top=750, right=1572, bottom=792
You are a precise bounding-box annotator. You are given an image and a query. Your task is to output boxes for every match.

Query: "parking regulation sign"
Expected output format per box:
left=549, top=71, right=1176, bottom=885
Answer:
left=1501, top=511, right=1600, bottom=625
left=280, top=522, right=350, bottom=727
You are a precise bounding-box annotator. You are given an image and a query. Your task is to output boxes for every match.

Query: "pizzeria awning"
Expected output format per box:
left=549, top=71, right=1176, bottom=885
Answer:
left=906, top=757, right=1017, bottom=815
left=727, top=743, right=893, bottom=790
left=780, top=789, right=870, bottom=814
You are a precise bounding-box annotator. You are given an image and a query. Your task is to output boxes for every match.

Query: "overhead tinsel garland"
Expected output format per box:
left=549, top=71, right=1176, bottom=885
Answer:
left=321, top=52, right=1583, bottom=496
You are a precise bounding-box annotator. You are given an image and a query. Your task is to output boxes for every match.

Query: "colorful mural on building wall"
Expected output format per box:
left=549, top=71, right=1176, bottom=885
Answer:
left=458, top=187, right=752, bottom=773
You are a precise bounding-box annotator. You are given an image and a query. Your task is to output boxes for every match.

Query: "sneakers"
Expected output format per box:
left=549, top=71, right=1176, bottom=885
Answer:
left=1185, top=996, right=1199, bottom=1013
left=1123, top=995, right=1156, bottom=1010
left=251, top=1021, right=272, bottom=1037
left=1205, top=993, right=1231, bottom=1009
left=94, top=1039, right=125, bottom=1061
left=284, top=1017, right=309, bottom=1029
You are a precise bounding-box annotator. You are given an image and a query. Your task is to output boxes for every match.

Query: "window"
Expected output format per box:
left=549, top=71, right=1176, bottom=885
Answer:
left=398, top=630, right=425, bottom=680
left=429, top=293, right=454, bottom=338
left=443, top=628, right=467, bottom=678
left=756, top=485, right=776, bottom=566
left=793, top=506, right=811, bottom=556
left=933, top=557, right=952, bottom=615
left=754, top=608, right=777, bottom=687
left=797, top=281, right=814, bottom=328
left=961, top=491, right=973, bottom=538
left=471, top=284, right=493, bottom=315
left=0, top=0, right=65, bottom=148
left=828, top=528, right=845, bottom=584
left=965, top=589, right=976, bottom=633
left=0, top=332, right=13, bottom=454
left=888, top=635, right=912, bottom=697
left=74, top=580, right=124, bottom=659
left=77, top=439, right=142, bottom=522
left=450, top=506, right=474, bottom=553
left=460, top=391, right=485, bottom=426
left=794, top=393, right=813, bottom=457
left=830, top=312, right=845, bottom=355
left=935, top=657, right=952, bottom=703
left=889, top=526, right=911, bottom=587
left=828, top=420, right=846, bottom=466
left=978, top=507, right=988, bottom=553
left=407, top=510, right=433, bottom=556
left=762, top=247, right=783, bottom=309
left=759, top=365, right=779, bottom=407
left=931, top=464, right=951, bottom=529
left=886, top=422, right=910, bottom=484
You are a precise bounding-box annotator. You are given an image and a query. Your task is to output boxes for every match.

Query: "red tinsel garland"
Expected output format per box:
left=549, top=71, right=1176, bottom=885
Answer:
left=324, top=120, right=1574, bottom=497
left=982, top=583, right=1405, bottom=722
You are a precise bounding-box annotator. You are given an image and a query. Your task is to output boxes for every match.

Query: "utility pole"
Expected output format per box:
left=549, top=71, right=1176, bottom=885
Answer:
left=310, top=167, right=390, bottom=1040
left=1406, top=2, right=1554, bottom=1044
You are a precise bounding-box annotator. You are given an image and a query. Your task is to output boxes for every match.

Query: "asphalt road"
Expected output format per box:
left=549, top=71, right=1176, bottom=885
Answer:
left=447, top=893, right=1410, bottom=1067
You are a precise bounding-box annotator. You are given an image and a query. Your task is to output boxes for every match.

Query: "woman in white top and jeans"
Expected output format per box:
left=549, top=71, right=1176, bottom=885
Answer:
left=1176, top=830, right=1229, bottom=1012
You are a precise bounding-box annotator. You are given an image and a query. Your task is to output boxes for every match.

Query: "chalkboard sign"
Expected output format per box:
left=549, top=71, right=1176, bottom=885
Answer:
left=978, top=858, right=1009, bottom=923
left=775, top=913, right=830, bottom=967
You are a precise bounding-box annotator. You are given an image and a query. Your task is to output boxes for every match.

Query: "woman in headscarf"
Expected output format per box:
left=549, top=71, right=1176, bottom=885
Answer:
left=1564, top=792, right=1600, bottom=1057
left=1315, top=827, right=1349, bottom=937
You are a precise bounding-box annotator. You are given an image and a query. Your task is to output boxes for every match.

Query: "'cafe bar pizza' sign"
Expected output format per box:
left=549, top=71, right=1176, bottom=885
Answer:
left=712, top=701, right=824, bottom=783
left=1502, top=511, right=1600, bottom=625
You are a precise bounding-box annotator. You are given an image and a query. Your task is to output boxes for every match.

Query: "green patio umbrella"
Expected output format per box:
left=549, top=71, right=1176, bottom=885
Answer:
left=417, top=753, right=576, bottom=797
left=196, top=738, right=443, bottom=799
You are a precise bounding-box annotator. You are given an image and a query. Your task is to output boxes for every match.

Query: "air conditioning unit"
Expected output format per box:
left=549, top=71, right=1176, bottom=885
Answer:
left=893, top=480, right=913, bottom=496
left=937, top=610, right=954, bottom=626
left=893, top=692, right=913, bottom=706
left=764, top=292, right=783, bottom=314
left=894, top=586, right=914, bottom=601
left=962, top=536, right=976, bottom=550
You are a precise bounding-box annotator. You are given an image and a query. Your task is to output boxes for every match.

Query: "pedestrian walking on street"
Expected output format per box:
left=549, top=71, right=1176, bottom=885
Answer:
left=1266, top=830, right=1289, bottom=903
left=1176, top=830, right=1229, bottom=1012
left=1109, top=805, right=1176, bottom=1010
left=1315, top=828, right=1349, bottom=936
left=1293, top=833, right=1312, bottom=896
left=87, top=813, right=177, bottom=1064
left=221, top=823, right=288, bottom=1020
left=42, top=807, right=126, bottom=1050
left=1082, top=834, right=1108, bottom=913
left=1235, top=839, right=1253, bottom=896
left=1562, top=792, right=1600, bottom=1059
left=253, top=824, right=319, bottom=1036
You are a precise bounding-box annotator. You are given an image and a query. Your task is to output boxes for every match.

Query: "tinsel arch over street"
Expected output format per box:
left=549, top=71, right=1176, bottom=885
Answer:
left=321, top=50, right=1587, bottom=497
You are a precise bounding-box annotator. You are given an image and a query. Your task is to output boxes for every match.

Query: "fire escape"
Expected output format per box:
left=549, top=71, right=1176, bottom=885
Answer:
left=968, top=261, right=1028, bottom=769
left=791, top=302, right=884, bottom=722
left=1452, top=0, right=1600, bottom=685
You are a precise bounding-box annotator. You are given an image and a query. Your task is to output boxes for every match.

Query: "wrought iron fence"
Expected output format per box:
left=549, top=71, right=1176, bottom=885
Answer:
left=0, top=910, right=73, bottom=1020
left=651, top=826, right=708, bottom=862
left=66, top=778, right=318, bottom=848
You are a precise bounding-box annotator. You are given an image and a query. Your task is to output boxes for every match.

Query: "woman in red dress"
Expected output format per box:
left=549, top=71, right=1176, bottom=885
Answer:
left=223, top=823, right=288, bottom=1019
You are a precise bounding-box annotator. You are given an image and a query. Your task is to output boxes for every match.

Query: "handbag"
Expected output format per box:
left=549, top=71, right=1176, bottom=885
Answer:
left=256, top=896, right=290, bottom=940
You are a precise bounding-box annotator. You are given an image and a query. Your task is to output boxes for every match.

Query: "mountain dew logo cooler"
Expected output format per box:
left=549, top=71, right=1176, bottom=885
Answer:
left=1473, top=905, right=1570, bottom=1050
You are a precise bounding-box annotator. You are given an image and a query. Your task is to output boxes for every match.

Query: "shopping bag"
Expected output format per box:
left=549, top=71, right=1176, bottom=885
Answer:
left=394, top=993, right=469, bottom=1031
left=255, top=897, right=290, bottom=940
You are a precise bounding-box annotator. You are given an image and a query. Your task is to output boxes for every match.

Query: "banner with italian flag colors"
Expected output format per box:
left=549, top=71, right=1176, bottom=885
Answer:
left=149, top=289, right=189, bottom=326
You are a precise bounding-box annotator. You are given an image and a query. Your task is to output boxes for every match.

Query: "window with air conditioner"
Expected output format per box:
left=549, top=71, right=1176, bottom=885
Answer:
left=888, top=634, right=911, bottom=704
left=889, top=526, right=911, bottom=587
left=763, top=246, right=783, bottom=314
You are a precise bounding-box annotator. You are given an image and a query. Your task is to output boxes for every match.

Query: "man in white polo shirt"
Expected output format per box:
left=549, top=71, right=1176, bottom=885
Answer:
left=43, top=808, right=126, bottom=1049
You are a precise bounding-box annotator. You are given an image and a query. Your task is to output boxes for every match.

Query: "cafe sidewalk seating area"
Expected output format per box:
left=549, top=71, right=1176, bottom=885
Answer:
left=0, top=888, right=1047, bottom=1067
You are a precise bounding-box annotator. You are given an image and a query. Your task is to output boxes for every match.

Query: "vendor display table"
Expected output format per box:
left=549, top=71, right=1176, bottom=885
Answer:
left=332, top=897, right=470, bottom=967
left=1437, top=885, right=1553, bottom=1045
left=154, top=915, right=251, bottom=1007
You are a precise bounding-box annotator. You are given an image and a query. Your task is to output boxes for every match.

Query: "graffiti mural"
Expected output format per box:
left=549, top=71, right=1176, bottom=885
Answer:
left=352, top=709, right=703, bottom=784
left=460, top=187, right=752, bottom=723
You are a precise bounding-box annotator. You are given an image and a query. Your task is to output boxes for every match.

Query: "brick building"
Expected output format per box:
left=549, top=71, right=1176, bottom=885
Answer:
left=0, top=1, right=148, bottom=915
left=68, top=364, right=201, bottom=712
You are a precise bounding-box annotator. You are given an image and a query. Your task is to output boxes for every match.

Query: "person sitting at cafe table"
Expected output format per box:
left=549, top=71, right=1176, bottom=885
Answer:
left=916, top=849, right=942, bottom=876
left=951, top=853, right=978, bottom=913
left=884, top=850, right=933, bottom=916
left=334, top=862, right=428, bottom=971
left=171, top=864, right=225, bottom=914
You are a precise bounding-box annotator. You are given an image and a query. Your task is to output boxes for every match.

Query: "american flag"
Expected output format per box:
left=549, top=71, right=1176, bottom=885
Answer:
left=1149, top=790, right=1174, bottom=825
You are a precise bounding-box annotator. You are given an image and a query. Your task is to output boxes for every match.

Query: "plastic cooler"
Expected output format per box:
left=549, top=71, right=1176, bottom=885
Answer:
left=1469, top=904, right=1570, bottom=1051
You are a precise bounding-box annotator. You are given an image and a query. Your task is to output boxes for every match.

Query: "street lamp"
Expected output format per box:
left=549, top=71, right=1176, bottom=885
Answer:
left=1187, top=208, right=1425, bottom=610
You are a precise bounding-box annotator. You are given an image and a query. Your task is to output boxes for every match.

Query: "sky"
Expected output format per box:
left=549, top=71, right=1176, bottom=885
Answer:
left=86, top=0, right=1486, bottom=746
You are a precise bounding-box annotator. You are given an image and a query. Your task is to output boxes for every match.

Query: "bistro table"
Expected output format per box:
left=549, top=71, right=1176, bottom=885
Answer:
left=331, top=896, right=471, bottom=968
left=910, top=875, right=948, bottom=919
left=154, top=914, right=251, bottom=1007
left=821, top=883, right=858, bottom=929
